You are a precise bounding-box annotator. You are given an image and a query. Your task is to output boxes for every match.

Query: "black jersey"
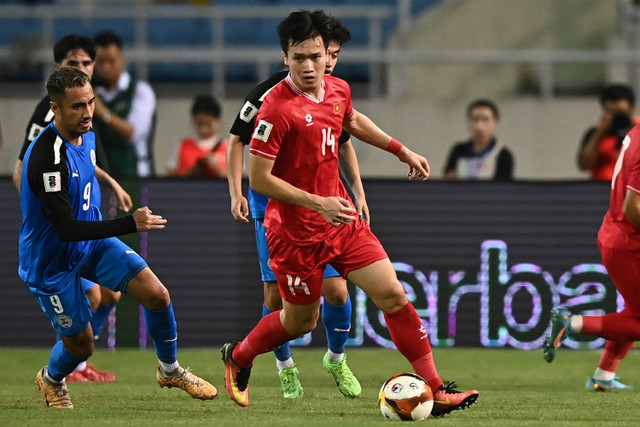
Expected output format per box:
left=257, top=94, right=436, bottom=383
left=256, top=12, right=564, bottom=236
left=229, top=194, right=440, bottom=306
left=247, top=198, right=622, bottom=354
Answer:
left=230, top=70, right=351, bottom=146
left=20, top=95, right=111, bottom=173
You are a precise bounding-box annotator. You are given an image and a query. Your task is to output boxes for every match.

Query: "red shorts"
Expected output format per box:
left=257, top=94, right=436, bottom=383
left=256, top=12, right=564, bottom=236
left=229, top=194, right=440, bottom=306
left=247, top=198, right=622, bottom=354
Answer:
left=599, top=243, right=640, bottom=315
left=267, top=220, right=388, bottom=304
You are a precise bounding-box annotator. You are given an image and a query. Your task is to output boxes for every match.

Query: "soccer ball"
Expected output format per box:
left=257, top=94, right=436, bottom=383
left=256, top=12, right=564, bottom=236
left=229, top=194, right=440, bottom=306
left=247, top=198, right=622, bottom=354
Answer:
left=378, top=373, right=434, bottom=421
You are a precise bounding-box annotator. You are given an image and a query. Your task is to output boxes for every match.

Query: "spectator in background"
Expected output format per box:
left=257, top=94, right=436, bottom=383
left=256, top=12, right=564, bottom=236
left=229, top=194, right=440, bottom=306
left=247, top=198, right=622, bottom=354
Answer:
left=443, top=99, right=514, bottom=181
left=92, top=30, right=156, bottom=179
left=577, top=84, right=639, bottom=181
left=168, top=94, right=228, bottom=178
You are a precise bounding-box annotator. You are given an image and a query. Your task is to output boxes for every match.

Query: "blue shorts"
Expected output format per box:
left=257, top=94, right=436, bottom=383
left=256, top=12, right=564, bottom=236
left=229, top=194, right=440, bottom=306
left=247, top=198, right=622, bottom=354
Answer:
left=254, top=219, right=339, bottom=283
left=30, top=237, right=147, bottom=336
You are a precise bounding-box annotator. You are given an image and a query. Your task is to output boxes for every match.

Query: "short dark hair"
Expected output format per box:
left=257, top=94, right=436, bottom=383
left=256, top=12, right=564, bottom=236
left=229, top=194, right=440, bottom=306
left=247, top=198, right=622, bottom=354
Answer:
left=191, top=94, right=221, bottom=118
left=46, top=66, right=91, bottom=103
left=277, top=10, right=329, bottom=53
left=600, top=83, right=635, bottom=107
left=466, top=98, right=500, bottom=121
left=53, top=34, right=96, bottom=63
left=319, top=12, right=351, bottom=46
left=94, top=30, right=124, bottom=50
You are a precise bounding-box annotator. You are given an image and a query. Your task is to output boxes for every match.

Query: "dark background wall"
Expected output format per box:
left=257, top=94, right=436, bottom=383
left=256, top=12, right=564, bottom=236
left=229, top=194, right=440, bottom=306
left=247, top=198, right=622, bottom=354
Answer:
left=0, top=179, right=614, bottom=349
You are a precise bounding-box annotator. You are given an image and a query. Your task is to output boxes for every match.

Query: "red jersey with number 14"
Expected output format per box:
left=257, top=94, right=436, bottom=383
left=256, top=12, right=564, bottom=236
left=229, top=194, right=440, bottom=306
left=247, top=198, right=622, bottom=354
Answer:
left=249, top=74, right=354, bottom=245
left=598, top=124, right=640, bottom=252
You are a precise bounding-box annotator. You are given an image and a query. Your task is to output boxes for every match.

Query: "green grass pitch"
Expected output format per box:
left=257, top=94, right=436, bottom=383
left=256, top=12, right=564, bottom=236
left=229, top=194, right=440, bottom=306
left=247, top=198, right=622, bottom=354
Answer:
left=2, top=347, right=640, bottom=426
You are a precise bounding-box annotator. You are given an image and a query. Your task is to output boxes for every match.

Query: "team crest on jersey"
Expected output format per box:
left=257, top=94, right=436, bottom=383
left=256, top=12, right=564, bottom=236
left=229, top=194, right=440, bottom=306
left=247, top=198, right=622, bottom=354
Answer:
left=240, top=101, right=258, bottom=123
left=305, top=113, right=314, bottom=126
left=56, top=314, right=73, bottom=329
left=43, top=171, right=61, bottom=193
left=333, top=102, right=342, bottom=115
left=90, top=149, right=97, bottom=166
left=253, top=119, right=273, bottom=142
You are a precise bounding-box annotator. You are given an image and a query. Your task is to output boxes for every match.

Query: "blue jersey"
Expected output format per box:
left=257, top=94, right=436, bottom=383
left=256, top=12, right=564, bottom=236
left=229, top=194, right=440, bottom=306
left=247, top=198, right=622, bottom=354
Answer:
left=19, top=123, right=102, bottom=293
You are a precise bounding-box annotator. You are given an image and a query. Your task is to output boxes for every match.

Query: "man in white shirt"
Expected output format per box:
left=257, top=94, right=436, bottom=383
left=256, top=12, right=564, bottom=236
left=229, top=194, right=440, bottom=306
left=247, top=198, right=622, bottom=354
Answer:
left=92, top=30, right=156, bottom=178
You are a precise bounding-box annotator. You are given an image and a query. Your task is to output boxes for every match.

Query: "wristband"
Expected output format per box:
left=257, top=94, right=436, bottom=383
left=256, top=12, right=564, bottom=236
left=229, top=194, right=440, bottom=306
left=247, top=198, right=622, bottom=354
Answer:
left=385, top=138, right=403, bottom=155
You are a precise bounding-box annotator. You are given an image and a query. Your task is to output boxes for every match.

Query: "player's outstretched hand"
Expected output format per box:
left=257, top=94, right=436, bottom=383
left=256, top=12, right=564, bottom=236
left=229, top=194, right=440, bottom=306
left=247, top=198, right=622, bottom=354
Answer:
left=397, top=147, right=430, bottom=181
left=114, top=186, right=133, bottom=212
left=318, top=196, right=358, bottom=227
left=231, top=195, right=250, bottom=223
left=133, top=206, right=167, bottom=231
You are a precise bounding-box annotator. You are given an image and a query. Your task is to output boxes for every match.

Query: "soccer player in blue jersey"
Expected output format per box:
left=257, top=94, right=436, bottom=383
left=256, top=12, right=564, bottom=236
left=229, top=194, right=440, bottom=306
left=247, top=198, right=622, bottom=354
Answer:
left=227, top=12, right=364, bottom=400
left=21, top=67, right=217, bottom=409
left=14, top=34, right=122, bottom=382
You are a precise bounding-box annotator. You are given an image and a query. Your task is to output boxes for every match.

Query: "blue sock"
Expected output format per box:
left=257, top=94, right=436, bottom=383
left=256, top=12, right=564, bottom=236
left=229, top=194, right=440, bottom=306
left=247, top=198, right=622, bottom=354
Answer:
left=47, top=340, right=84, bottom=382
left=90, top=305, right=114, bottom=339
left=322, top=294, right=352, bottom=354
left=263, top=305, right=292, bottom=361
left=143, top=302, right=178, bottom=364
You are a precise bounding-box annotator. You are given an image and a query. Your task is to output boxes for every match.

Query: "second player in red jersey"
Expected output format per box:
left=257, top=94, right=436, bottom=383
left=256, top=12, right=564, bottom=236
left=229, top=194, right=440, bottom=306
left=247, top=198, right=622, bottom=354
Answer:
left=544, top=124, right=640, bottom=391
left=599, top=124, right=640, bottom=251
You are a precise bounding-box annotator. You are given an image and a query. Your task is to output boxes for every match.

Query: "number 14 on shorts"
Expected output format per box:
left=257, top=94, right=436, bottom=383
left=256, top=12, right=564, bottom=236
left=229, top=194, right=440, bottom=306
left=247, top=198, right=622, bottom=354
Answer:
left=286, top=275, right=310, bottom=296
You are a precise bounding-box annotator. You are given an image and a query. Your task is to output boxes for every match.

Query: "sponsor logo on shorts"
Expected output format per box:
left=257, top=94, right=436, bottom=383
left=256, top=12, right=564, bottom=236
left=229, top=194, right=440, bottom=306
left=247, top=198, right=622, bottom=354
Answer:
left=43, top=171, right=62, bottom=193
left=253, top=120, right=273, bottom=142
left=56, top=315, right=73, bottom=329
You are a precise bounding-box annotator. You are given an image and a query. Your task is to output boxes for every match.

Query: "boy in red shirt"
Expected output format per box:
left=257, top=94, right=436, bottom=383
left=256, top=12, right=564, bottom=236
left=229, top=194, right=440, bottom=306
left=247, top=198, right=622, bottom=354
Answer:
left=169, top=94, right=228, bottom=177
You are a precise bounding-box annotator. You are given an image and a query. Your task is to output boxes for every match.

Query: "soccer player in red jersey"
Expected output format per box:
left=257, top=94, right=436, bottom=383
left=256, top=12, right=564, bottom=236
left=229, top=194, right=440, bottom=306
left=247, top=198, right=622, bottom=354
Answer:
left=221, top=10, right=479, bottom=416
left=544, top=124, right=640, bottom=391
left=227, top=13, right=364, bottom=400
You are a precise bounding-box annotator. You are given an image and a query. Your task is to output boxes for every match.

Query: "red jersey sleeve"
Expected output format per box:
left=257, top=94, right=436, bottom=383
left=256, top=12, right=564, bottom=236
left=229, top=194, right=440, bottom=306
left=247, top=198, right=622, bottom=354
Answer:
left=626, top=127, right=640, bottom=194
left=344, top=85, right=354, bottom=120
left=249, top=97, right=290, bottom=161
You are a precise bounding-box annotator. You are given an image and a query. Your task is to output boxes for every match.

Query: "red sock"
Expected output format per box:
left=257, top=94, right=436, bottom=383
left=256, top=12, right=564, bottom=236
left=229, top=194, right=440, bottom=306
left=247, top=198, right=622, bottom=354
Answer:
left=232, top=311, right=295, bottom=368
left=598, top=340, right=633, bottom=372
left=384, top=302, right=443, bottom=391
left=582, top=311, right=640, bottom=341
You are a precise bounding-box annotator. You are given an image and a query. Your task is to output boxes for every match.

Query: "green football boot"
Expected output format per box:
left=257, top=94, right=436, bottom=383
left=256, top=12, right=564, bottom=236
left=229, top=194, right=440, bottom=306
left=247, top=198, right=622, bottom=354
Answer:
left=322, top=352, right=362, bottom=398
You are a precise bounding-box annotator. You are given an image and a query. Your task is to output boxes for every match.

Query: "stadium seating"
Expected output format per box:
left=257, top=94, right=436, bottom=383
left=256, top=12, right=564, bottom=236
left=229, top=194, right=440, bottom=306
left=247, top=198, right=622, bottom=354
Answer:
left=0, top=0, right=443, bottom=84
